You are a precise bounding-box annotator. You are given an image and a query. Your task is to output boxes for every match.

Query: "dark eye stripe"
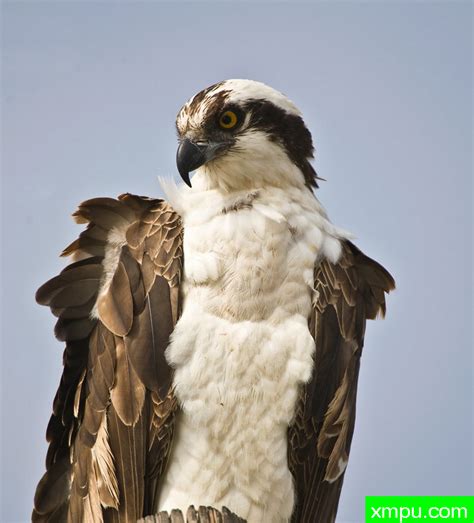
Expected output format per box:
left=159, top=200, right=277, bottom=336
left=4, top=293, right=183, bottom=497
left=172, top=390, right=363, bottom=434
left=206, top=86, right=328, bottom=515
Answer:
left=243, top=99, right=317, bottom=189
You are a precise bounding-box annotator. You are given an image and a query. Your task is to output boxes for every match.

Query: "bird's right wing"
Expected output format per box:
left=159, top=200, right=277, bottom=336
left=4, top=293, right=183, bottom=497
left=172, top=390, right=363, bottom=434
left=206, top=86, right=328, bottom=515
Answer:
left=33, top=194, right=183, bottom=522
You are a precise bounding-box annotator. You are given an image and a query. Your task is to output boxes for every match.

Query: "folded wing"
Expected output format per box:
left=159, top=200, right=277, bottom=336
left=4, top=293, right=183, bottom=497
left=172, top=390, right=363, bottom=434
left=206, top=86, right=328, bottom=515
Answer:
left=289, top=240, right=395, bottom=522
left=33, top=194, right=183, bottom=522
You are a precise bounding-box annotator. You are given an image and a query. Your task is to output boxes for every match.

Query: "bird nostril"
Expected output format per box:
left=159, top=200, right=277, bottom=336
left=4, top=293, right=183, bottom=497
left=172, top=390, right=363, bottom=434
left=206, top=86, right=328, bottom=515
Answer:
left=194, top=141, right=209, bottom=152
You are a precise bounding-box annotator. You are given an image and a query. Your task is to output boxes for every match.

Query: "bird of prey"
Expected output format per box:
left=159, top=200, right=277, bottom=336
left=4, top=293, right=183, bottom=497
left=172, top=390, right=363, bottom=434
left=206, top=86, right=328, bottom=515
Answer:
left=33, top=79, right=395, bottom=523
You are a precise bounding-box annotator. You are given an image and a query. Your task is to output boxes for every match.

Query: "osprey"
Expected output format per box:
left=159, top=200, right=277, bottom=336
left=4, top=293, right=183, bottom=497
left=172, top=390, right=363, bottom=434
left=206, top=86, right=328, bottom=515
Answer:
left=33, top=79, right=394, bottom=523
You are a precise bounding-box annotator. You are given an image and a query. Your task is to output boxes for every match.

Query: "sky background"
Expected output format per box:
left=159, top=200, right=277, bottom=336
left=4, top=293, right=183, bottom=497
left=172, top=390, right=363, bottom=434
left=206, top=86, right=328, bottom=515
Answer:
left=1, top=2, right=472, bottom=522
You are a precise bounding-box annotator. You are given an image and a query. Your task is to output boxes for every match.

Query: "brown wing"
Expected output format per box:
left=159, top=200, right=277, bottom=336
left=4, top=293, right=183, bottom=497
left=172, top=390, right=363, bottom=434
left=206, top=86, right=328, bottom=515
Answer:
left=288, top=240, right=395, bottom=523
left=32, top=194, right=183, bottom=523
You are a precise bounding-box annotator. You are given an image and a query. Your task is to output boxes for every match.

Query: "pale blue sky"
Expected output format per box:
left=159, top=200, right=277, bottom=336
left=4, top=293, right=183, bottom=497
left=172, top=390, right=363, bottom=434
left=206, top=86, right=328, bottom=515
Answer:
left=1, top=2, right=472, bottom=522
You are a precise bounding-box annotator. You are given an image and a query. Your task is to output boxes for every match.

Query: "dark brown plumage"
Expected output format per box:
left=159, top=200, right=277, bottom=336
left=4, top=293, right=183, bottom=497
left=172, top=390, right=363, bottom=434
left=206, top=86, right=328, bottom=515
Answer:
left=33, top=194, right=394, bottom=522
left=33, top=194, right=183, bottom=523
left=288, top=240, right=395, bottom=522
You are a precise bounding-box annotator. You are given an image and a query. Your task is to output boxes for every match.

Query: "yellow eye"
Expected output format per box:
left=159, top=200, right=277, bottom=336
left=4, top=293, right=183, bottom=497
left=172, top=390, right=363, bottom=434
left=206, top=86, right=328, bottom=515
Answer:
left=219, top=110, right=238, bottom=129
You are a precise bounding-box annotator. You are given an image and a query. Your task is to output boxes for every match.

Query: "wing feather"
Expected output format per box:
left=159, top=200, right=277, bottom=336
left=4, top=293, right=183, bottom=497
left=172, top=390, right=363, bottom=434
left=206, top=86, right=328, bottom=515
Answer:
left=33, top=194, right=183, bottom=522
left=110, top=337, right=145, bottom=426
left=98, top=261, right=134, bottom=337
left=289, top=240, right=395, bottom=522
left=125, top=279, right=174, bottom=395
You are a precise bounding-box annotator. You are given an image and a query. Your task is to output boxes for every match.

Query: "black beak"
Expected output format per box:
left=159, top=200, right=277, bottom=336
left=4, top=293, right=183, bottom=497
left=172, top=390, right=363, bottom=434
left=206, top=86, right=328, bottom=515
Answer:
left=176, top=139, right=208, bottom=187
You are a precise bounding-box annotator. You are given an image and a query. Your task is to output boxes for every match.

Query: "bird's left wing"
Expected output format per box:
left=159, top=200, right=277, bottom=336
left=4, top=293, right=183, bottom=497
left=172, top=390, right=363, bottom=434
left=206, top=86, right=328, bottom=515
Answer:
left=33, top=194, right=183, bottom=522
left=288, top=240, right=395, bottom=522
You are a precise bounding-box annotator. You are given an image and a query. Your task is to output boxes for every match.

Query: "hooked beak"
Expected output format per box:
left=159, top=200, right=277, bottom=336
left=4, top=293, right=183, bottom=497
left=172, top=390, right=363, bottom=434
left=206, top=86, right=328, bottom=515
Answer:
left=176, top=138, right=231, bottom=187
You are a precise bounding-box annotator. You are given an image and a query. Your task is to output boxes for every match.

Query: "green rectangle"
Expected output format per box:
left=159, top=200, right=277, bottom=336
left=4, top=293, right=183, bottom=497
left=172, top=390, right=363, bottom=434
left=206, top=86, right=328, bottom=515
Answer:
left=366, top=496, right=474, bottom=522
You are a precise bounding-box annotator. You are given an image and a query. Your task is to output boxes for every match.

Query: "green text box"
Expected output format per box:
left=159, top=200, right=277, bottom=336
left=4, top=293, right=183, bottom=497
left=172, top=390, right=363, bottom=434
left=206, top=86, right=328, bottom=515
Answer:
left=366, top=496, right=474, bottom=522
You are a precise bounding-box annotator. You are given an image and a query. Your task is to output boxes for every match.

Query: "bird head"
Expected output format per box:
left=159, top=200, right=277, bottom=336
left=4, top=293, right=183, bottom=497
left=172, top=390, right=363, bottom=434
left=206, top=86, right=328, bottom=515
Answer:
left=175, top=79, right=318, bottom=192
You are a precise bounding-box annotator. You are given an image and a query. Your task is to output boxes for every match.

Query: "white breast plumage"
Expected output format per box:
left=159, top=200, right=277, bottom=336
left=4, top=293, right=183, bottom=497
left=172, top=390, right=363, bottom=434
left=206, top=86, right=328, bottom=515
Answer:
left=158, top=176, right=346, bottom=522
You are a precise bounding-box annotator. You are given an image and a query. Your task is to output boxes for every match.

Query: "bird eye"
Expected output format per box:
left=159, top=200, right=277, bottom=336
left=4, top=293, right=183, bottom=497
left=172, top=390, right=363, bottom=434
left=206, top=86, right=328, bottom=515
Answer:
left=219, top=110, right=239, bottom=130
